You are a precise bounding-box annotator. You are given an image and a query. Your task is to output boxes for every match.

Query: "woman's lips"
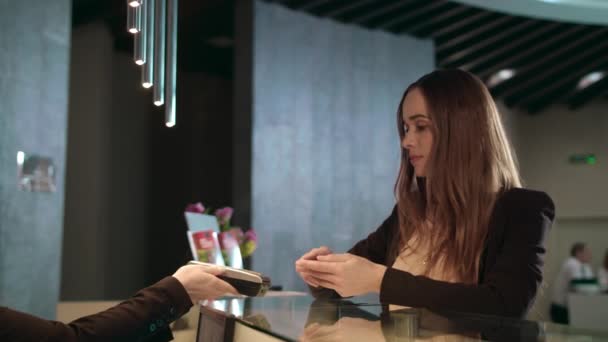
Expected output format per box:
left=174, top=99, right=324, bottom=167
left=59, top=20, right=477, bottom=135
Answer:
left=409, top=156, right=423, bottom=164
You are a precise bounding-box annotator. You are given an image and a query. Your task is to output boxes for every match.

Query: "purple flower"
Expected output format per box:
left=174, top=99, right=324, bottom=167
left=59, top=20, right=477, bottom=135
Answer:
left=215, top=207, right=234, bottom=226
left=244, top=229, right=257, bottom=243
left=185, top=202, right=205, bottom=213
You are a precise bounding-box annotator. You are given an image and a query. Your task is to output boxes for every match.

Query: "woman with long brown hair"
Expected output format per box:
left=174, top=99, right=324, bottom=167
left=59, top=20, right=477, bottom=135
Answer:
left=295, top=69, right=555, bottom=318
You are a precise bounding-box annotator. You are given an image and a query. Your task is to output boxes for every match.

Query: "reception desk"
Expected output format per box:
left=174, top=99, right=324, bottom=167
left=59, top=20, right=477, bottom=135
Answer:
left=195, top=295, right=608, bottom=341
left=569, top=293, right=608, bottom=331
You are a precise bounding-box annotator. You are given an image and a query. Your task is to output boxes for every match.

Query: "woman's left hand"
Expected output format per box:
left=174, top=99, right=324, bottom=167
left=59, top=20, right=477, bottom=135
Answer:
left=295, top=253, right=387, bottom=297
left=299, top=318, right=383, bottom=342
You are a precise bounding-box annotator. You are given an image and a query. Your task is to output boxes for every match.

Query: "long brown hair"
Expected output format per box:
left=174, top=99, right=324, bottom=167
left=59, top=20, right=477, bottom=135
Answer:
left=394, top=69, right=521, bottom=283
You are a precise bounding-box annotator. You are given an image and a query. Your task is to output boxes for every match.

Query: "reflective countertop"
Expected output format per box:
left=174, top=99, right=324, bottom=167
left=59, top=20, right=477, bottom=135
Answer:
left=200, top=294, right=608, bottom=341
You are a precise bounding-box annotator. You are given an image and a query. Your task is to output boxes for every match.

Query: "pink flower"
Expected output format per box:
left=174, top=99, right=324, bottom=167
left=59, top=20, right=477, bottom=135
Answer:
left=244, top=229, right=257, bottom=243
left=185, top=202, right=205, bottom=213
left=228, top=227, right=245, bottom=244
left=215, top=207, right=234, bottom=226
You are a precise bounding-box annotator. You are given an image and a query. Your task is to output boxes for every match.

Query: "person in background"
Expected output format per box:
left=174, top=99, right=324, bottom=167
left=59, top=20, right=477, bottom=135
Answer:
left=550, top=242, right=594, bottom=324
left=0, top=263, right=237, bottom=342
left=598, top=249, right=608, bottom=292
left=295, top=69, right=555, bottom=319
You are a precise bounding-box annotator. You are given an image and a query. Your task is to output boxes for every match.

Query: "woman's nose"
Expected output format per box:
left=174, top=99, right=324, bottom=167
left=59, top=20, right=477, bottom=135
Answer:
left=402, top=134, right=414, bottom=150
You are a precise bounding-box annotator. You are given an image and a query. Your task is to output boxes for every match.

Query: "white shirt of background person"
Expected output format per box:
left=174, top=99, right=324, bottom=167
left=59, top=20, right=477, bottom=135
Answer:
left=552, top=257, right=594, bottom=306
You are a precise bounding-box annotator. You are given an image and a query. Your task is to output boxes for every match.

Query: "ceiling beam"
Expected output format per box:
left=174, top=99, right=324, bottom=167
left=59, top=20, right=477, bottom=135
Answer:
left=294, top=0, right=333, bottom=11
left=428, top=10, right=493, bottom=40
left=349, top=0, right=417, bottom=25
left=440, top=20, right=536, bottom=67
left=437, top=15, right=513, bottom=53
left=503, top=46, right=608, bottom=108
left=403, top=5, right=470, bottom=35
left=492, top=28, right=608, bottom=98
left=466, top=24, right=578, bottom=77
left=377, top=0, right=448, bottom=31
left=324, top=0, right=378, bottom=19
left=522, top=60, right=608, bottom=112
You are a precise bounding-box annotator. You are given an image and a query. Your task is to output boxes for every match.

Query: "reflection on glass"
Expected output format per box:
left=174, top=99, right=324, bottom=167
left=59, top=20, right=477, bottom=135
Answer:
left=200, top=295, right=608, bottom=342
left=17, top=152, right=56, bottom=193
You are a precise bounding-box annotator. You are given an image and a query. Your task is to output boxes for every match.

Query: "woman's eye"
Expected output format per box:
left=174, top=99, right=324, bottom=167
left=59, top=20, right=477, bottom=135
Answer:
left=416, top=125, right=427, bottom=131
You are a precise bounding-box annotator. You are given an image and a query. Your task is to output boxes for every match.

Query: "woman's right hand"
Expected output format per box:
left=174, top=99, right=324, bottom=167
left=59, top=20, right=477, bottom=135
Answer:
left=295, top=246, right=332, bottom=287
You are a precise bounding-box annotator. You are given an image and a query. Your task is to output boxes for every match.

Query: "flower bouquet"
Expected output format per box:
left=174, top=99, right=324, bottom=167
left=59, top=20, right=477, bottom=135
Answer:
left=185, top=202, right=257, bottom=269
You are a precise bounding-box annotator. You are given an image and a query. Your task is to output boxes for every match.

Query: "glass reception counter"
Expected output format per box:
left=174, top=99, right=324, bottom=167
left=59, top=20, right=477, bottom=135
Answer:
left=194, top=294, right=608, bottom=342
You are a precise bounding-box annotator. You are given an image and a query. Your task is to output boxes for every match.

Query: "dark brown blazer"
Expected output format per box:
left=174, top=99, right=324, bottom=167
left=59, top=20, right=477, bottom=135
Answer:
left=311, top=188, right=555, bottom=318
left=0, top=276, right=192, bottom=342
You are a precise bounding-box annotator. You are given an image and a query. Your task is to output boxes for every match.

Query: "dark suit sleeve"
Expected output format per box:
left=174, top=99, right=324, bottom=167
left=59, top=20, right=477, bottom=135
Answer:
left=310, top=206, right=397, bottom=298
left=0, top=276, right=193, bottom=342
left=379, top=190, right=555, bottom=318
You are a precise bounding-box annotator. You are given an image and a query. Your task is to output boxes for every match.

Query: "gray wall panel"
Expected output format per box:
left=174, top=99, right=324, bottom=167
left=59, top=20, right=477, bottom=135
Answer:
left=0, top=0, right=71, bottom=319
left=251, top=1, right=434, bottom=291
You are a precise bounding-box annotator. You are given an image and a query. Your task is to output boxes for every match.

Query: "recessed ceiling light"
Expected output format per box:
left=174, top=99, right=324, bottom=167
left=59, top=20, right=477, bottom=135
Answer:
left=577, top=71, right=605, bottom=90
left=487, top=69, right=516, bottom=88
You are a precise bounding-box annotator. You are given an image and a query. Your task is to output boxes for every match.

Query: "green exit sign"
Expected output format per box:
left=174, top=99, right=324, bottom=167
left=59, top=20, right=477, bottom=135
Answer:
left=569, top=154, right=597, bottom=165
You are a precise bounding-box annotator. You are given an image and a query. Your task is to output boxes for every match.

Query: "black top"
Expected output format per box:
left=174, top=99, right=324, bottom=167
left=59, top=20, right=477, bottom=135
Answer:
left=0, top=276, right=193, bottom=342
left=311, top=188, right=555, bottom=318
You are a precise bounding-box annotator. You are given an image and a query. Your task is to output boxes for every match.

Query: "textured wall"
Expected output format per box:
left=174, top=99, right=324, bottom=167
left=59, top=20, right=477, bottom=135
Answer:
left=251, top=1, right=434, bottom=291
left=0, top=0, right=71, bottom=318
left=515, top=101, right=608, bottom=218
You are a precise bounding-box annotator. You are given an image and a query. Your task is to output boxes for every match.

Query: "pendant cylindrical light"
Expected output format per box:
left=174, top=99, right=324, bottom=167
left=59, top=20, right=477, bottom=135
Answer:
left=153, top=0, right=166, bottom=106
left=142, top=0, right=155, bottom=88
left=164, top=0, right=178, bottom=127
left=128, top=0, right=142, bottom=7
left=127, top=5, right=139, bottom=33
left=134, top=0, right=147, bottom=66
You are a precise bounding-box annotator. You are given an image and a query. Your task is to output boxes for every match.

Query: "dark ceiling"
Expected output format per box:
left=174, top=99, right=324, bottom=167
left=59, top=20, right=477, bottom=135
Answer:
left=73, top=0, right=608, bottom=113
left=72, top=0, right=234, bottom=76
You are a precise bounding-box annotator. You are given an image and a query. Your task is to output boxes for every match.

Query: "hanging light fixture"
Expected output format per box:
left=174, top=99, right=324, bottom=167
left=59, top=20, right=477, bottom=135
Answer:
left=127, top=5, right=139, bottom=33
left=142, top=0, right=155, bottom=88
left=128, top=0, right=142, bottom=8
left=127, top=0, right=178, bottom=127
left=153, top=0, right=166, bottom=107
left=164, top=0, right=178, bottom=127
left=133, top=0, right=146, bottom=66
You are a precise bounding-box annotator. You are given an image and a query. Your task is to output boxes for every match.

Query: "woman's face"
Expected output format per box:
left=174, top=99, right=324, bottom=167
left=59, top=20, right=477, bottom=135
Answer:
left=401, top=88, right=434, bottom=177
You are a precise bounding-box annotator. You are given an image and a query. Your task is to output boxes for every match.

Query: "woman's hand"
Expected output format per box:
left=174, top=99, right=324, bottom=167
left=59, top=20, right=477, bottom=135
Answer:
left=295, top=253, right=387, bottom=297
left=300, top=318, right=383, bottom=342
left=295, top=246, right=333, bottom=287
left=172, top=264, right=238, bottom=304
